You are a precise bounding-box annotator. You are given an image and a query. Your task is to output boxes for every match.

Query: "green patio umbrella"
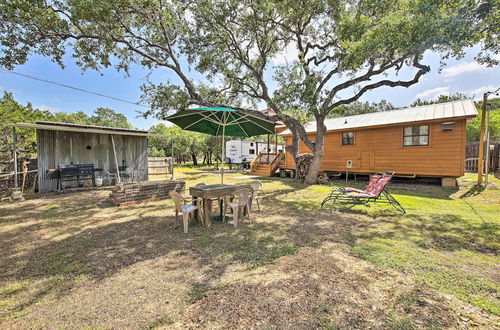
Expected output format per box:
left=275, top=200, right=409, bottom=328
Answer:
left=166, top=107, right=276, bottom=183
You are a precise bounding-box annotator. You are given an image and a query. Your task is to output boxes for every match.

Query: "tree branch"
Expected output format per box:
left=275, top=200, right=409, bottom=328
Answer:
left=327, top=56, right=430, bottom=111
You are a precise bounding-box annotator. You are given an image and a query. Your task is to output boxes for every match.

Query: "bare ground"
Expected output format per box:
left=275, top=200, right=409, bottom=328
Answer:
left=0, top=174, right=498, bottom=329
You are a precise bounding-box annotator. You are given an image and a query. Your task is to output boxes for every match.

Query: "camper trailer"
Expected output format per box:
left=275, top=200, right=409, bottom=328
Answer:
left=226, top=140, right=284, bottom=164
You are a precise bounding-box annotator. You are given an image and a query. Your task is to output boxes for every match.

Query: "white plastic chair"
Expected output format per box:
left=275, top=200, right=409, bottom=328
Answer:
left=250, top=180, right=263, bottom=212
left=169, top=191, right=199, bottom=233
left=223, top=186, right=253, bottom=228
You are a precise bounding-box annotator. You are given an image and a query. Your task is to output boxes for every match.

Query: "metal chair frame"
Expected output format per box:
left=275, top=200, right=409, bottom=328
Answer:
left=320, top=172, right=405, bottom=213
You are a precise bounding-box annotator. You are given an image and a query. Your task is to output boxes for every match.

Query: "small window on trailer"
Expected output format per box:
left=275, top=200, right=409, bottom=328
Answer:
left=403, top=125, right=429, bottom=146
left=342, top=131, right=354, bottom=145
left=249, top=149, right=255, bottom=154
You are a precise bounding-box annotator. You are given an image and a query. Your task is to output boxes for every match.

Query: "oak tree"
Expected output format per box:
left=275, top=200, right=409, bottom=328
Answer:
left=1, top=0, right=497, bottom=182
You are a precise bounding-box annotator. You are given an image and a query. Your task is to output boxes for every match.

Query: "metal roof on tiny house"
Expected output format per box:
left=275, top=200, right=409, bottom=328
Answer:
left=280, top=100, right=477, bottom=135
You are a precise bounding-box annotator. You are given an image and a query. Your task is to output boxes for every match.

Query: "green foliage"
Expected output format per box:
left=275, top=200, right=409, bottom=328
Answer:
left=148, top=123, right=219, bottom=163
left=327, top=100, right=395, bottom=118
left=410, top=93, right=471, bottom=107
left=467, top=108, right=500, bottom=142
left=0, top=0, right=496, bottom=120
left=89, top=107, right=133, bottom=129
left=0, top=92, right=134, bottom=161
left=0, top=92, right=52, bottom=160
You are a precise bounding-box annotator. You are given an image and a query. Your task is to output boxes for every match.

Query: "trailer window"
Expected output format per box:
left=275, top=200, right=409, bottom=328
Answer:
left=403, top=125, right=429, bottom=146
left=342, top=132, right=354, bottom=145
left=249, top=149, right=255, bottom=154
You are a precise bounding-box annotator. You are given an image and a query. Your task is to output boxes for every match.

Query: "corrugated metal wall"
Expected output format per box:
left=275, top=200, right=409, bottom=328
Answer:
left=37, top=129, right=148, bottom=192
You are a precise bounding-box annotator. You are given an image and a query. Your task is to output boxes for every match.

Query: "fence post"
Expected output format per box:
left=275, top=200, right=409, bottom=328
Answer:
left=477, top=93, right=488, bottom=185
left=13, top=127, right=18, bottom=189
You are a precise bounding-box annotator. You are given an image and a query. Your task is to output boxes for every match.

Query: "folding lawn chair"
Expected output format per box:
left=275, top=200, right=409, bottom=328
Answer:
left=320, top=172, right=405, bottom=213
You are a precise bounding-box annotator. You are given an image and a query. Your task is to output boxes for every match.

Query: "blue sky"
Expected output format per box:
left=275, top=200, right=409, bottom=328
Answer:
left=0, top=46, right=498, bottom=130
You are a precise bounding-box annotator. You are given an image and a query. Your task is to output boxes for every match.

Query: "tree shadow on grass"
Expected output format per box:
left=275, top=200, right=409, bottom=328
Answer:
left=0, top=174, right=496, bottom=326
left=0, top=196, right=341, bottom=321
left=351, top=212, right=499, bottom=254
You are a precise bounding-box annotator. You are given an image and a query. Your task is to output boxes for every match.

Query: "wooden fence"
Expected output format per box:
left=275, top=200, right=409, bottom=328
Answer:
left=148, top=157, right=174, bottom=179
left=0, top=158, right=38, bottom=192
left=465, top=141, right=499, bottom=173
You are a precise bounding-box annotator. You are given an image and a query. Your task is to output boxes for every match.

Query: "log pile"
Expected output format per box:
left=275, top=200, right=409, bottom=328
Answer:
left=109, top=180, right=185, bottom=206
left=317, top=171, right=329, bottom=185
left=295, top=153, right=314, bottom=181
left=295, top=154, right=330, bottom=183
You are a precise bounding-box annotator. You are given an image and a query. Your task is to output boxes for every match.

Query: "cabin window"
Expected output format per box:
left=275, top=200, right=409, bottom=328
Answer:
left=249, top=149, right=255, bottom=154
left=403, top=125, right=429, bottom=146
left=342, top=132, right=354, bottom=145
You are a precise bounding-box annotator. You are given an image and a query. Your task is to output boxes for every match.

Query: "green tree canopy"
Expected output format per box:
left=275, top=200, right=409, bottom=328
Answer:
left=149, top=123, right=215, bottom=164
left=468, top=98, right=500, bottom=142
left=410, top=93, right=472, bottom=107
left=1, top=0, right=497, bottom=182
left=0, top=92, right=52, bottom=160
left=328, top=100, right=395, bottom=118
left=1, top=92, right=134, bottom=160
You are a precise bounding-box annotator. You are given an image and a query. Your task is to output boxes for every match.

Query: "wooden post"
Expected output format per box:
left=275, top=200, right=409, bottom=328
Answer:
left=171, top=139, right=174, bottom=180
left=275, top=132, right=278, bottom=154
left=477, top=93, right=488, bottom=185
left=12, top=127, right=18, bottom=189
left=267, top=134, right=270, bottom=163
left=485, top=109, right=491, bottom=185
left=111, top=135, right=122, bottom=184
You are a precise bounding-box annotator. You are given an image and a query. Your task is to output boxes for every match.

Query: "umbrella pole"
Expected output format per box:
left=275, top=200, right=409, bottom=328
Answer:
left=221, top=122, right=225, bottom=184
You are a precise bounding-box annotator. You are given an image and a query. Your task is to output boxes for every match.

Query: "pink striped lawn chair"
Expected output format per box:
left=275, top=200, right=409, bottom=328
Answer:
left=321, top=172, right=405, bottom=213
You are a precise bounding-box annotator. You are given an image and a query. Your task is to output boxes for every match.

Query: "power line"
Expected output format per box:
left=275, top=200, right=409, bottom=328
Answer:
left=0, top=68, right=150, bottom=108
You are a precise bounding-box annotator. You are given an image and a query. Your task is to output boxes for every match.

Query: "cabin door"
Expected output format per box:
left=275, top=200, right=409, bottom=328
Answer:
left=359, top=150, right=374, bottom=171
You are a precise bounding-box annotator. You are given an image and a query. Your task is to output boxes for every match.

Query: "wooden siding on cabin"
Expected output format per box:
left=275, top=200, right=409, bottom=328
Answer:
left=37, top=129, right=149, bottom=192
left=284, top=119, right=467, bottom=177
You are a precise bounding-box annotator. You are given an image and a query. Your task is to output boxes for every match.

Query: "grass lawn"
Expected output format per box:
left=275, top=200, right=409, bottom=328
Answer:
left=0, top=167, right=498, bottom=328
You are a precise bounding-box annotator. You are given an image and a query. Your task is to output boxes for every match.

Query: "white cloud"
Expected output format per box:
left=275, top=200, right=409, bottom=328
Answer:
left=416, top=86, right=450, bottom=99
left=464, top=85, right=500, bottom=100
left=34, top=104, right=64, bottom=113
left=441, top=56, right=500, bottom=80
left=0, top=85, right=4, bottom=91
left=272, top=43, right=299, bottom=65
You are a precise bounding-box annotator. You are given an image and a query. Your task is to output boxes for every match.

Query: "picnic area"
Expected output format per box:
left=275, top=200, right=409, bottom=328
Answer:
left=1, top=166, right=498, bottom=328
left=1, top=1, right=499, bottom=328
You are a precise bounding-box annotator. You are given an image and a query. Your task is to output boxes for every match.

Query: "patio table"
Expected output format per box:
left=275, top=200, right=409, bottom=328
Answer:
left=189, top=183, right=252, bottom=227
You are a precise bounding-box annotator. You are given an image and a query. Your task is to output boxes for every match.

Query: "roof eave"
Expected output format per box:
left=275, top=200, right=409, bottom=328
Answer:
left=9, top=122, right=169, bottom=138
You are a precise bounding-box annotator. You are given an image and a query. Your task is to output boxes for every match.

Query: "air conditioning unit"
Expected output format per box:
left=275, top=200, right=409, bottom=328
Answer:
left=442, top=122, right=454, bottom=131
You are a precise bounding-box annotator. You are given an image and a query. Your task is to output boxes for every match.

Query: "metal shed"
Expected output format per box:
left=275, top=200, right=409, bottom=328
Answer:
left=11, top=121, right=160, bottom=192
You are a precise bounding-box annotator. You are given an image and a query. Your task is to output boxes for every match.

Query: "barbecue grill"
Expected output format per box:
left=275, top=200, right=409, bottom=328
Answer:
left=56, top=163, right=95, bottom=191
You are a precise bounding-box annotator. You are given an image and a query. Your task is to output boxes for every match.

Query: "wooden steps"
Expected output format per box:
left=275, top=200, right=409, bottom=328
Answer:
left=249, top=153, right=283, bottom=177
left=252, top=164, right=272, bottom=176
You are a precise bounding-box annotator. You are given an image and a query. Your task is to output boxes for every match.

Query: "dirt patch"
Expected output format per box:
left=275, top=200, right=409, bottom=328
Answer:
left=174, top=243, right=499, bottom=329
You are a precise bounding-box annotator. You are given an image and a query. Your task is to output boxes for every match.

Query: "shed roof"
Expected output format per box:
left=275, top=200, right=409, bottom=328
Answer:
left=280, top=100, right=477, bottom=135
left=10, top=121, right=168, bottom=137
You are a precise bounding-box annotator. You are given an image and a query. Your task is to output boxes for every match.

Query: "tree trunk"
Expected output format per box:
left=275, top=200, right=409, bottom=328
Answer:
left=191, top=153, right=198, bottom=166
left=304, top=117, right=326, bottom=184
